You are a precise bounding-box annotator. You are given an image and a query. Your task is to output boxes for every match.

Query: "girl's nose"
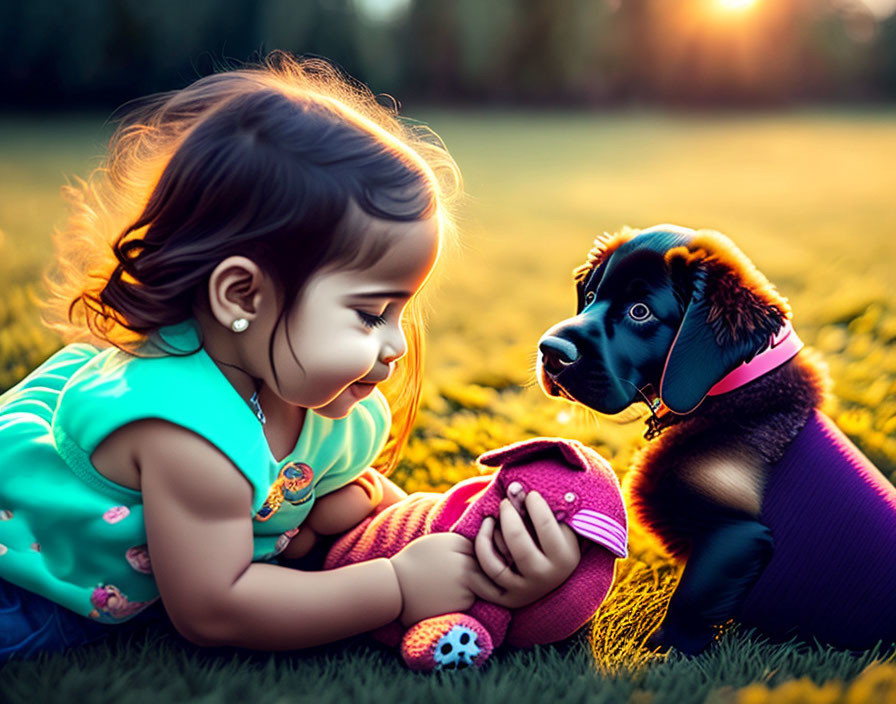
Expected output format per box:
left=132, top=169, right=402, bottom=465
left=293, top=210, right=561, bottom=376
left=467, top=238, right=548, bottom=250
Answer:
left=380, top=324, right=407, bottom=364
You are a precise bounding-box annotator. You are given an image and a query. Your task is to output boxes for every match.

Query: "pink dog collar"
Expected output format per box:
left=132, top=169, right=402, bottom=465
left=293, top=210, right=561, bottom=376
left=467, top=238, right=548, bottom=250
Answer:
left=648, top=321, right=804, bottom=427
left=706, top=321, right=804, bottom=397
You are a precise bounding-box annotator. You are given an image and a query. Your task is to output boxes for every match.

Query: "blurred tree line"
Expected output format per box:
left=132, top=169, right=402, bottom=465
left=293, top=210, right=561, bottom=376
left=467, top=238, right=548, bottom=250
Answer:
left=1, top=0, right=894, bottom=107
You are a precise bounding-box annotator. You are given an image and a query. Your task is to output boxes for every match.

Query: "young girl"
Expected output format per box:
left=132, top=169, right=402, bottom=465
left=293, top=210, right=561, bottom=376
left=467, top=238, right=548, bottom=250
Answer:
left=0, top=53, right=579, bottom=661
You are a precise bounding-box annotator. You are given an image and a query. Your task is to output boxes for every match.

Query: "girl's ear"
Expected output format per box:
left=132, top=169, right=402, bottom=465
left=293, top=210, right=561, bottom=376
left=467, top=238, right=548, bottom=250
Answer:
left=207, top=256, right=266, bottom=330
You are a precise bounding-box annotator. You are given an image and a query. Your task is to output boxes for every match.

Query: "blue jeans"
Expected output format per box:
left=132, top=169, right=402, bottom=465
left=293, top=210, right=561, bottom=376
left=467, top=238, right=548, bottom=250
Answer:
left=0, top=577, right=162, bottom=663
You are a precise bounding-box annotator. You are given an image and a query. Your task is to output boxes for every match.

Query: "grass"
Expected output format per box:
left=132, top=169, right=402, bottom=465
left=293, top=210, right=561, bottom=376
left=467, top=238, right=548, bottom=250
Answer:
left=0, top=617, right=893, bottom=704
left=1, top=108, right=895, bottom=702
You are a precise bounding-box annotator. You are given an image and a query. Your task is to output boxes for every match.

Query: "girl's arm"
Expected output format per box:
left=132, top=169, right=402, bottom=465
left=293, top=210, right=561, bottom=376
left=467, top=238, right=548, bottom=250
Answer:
left=136, top=420, right=481, bottom=648
left=305, top=469, right=408, bottom=536
left=278, top=469, right=407, bottom=560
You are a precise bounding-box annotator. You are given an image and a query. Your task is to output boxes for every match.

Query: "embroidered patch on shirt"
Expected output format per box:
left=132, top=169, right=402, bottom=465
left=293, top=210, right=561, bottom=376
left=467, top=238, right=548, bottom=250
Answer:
left=254, top=462, right=315, bottom=522
left=88, top=583, right=157, bottom=622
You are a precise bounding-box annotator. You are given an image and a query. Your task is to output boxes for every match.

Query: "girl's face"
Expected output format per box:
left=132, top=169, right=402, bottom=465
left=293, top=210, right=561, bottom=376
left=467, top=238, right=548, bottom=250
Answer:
left=271, top=215, right=439, bottom=418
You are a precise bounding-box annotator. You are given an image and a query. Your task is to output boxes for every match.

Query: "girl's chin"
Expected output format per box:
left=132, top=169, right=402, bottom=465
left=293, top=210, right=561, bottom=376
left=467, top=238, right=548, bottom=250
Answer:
left=347, top=381, right=377, bottom=401
left=314, top=382, right=376, bottom=418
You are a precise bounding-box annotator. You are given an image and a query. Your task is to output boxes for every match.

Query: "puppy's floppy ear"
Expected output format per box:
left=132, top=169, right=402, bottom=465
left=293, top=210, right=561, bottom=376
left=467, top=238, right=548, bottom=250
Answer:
left=660, top=231, right=790, bottom=414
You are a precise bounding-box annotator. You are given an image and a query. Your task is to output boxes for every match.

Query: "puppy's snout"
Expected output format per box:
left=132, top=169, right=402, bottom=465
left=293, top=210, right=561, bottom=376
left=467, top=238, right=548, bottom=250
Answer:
left=539, top=336, right=580, bottom=376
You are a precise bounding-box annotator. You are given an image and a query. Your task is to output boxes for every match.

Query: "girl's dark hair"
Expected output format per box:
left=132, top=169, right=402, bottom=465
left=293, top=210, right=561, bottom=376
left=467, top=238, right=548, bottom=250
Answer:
left=45, top=52, right=461, bottom=474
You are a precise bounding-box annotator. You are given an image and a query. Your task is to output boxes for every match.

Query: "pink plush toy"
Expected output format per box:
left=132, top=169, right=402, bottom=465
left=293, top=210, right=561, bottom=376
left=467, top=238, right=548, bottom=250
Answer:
left=324, top=437, right=628, bottom=671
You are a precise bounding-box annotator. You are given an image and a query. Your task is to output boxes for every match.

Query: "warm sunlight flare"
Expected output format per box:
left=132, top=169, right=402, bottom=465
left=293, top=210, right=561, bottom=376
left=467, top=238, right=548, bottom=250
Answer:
left=718, top=0, right=758, bottom=10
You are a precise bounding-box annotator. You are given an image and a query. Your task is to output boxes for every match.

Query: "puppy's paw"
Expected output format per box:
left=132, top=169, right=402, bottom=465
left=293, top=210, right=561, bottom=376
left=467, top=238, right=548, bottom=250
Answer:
left=645, top=622, right=713, bottom=656
left=644, top=626, right=672, bottom=654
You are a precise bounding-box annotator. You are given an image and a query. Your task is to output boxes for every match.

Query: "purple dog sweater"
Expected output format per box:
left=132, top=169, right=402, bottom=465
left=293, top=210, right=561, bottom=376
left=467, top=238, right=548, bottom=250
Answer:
left=740, top=410, right=896, bottom=649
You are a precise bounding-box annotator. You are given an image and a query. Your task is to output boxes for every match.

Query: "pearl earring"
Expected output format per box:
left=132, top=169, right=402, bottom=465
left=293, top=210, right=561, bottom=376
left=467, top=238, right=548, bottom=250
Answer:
left=231, top=318, right=249, bottom=333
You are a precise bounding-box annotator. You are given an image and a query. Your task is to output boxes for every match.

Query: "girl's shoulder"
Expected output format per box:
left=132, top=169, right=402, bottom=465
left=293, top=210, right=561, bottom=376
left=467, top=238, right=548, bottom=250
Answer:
left=51, top=326, right=274, bottom=492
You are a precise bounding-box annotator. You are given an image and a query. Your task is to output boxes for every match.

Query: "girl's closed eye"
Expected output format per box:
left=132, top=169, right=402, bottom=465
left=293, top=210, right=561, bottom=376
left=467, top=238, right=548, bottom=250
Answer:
left=356, top=310, right=388, bottom=328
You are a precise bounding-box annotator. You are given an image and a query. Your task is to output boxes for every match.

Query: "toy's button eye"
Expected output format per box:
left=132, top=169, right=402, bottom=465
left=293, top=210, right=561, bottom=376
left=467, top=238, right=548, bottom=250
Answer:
left=584, top=291, right=596, bottom=306
left=564, top=492, right=576, bottom=503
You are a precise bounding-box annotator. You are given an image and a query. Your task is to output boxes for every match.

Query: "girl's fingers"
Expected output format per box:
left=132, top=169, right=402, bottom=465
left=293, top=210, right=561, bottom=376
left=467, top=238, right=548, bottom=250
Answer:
left=467, top=569, right=507, bottom=603
left=524, top=490, right=575, bottom=559
left=493, top=524, right=513, bottom=564
left=499, top=482, right=525, bottom=563
left=506, top=481, right=527, bottom=514
left=499, top=498, right=549, bottom=576
left=474, top=516, right=512, bottom=583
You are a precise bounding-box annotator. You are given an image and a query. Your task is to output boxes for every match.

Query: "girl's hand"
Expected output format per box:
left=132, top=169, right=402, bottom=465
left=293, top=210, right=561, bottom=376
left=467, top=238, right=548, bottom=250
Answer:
left=472, top=490, right=581, bottom=609
left=390, top=533, right=493, bottom=627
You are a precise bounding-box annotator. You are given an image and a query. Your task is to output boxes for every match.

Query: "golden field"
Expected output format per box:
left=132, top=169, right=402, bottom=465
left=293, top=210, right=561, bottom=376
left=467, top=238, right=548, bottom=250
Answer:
left=404, top=110, right=896, bottom=492
left=1, top=109, right=894, bottom=698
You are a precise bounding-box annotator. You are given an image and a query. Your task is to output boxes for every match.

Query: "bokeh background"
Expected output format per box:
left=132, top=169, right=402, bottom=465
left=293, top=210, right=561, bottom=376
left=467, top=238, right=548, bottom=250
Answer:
left=1, top=2, right=896, bottom=700
left=3, top=0, right=896, bottom=106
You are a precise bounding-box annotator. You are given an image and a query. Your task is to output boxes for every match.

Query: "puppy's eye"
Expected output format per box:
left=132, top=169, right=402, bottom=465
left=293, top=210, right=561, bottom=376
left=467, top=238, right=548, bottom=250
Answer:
left=584, top=291, right=596, bottom=306
left=628, top=303, right=652, bottom=321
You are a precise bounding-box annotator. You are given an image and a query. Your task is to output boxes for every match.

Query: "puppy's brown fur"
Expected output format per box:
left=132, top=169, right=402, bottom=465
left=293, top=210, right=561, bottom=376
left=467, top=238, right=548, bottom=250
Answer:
left=628, top=349, right=829, bottom=559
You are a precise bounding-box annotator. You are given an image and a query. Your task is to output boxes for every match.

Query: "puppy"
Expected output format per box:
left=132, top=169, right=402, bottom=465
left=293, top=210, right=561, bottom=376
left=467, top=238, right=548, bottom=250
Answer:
left=537, top=224, right=896, bottom=653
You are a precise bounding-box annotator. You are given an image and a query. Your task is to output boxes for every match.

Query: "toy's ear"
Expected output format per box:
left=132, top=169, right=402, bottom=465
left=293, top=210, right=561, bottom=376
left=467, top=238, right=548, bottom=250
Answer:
left=569, top=508, right=628, bottom=558
left=478, top=437, right=608, bottom=473
left=660, top=232, right=789, bottom=414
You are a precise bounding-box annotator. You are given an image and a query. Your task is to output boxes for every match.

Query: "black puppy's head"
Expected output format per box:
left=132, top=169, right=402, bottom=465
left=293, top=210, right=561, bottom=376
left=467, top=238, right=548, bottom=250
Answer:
left=537, top=225, right=791, bottom=416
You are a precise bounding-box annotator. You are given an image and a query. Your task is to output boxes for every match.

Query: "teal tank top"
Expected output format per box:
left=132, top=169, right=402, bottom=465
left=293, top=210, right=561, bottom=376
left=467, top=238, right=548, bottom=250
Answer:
left=0, top=322, right=390, bottom=623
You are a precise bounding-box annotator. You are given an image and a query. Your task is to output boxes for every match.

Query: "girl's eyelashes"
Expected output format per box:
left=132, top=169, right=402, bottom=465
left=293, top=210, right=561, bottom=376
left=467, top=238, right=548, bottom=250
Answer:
left=355, top=310, right=388, bottom=328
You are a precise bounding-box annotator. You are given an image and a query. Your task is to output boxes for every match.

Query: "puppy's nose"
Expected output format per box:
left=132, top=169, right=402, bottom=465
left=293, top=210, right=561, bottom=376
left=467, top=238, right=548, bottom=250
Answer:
left=539, top=336, right=580, bottom=376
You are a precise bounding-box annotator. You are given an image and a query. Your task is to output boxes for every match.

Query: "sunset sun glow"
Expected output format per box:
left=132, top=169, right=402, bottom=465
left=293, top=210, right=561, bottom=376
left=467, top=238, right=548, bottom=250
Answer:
left=718, top=0, right=758, bottom=10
